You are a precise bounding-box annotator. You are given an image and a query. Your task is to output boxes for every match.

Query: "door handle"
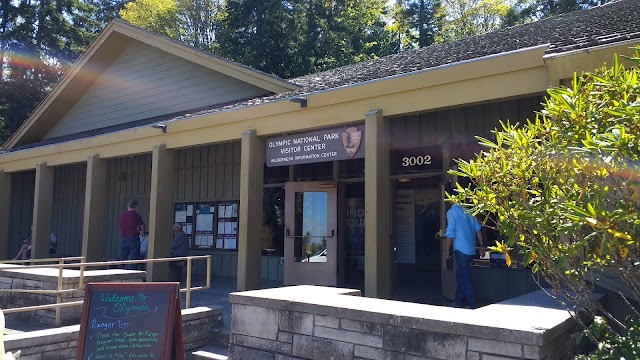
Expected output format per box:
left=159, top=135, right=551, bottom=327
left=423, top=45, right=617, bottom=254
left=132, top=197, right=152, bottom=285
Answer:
left=285, top=227, right=335, bottom=238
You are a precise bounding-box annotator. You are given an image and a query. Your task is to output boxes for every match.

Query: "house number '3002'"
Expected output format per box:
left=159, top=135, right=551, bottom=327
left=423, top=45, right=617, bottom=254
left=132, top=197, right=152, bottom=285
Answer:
left=401, top=155, right=432, bottom=167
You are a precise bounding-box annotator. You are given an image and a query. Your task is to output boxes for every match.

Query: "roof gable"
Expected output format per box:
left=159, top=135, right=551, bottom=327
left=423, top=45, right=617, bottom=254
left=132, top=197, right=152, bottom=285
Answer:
left=4, top=20, right=298, bottom=149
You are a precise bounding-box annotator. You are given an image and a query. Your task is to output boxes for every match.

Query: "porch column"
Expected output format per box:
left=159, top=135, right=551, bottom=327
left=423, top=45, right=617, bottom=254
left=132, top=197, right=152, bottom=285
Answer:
left=237, top=129, right=264, bottom=291
left=147, top=144, right=174, bottom=281
left=364, top=109, right=391, bottom=299
left=32, top=162, right=54, bottom=259
left=0, top=170, right=10, bottom=259
left=82, top=155, right=107, bottom=262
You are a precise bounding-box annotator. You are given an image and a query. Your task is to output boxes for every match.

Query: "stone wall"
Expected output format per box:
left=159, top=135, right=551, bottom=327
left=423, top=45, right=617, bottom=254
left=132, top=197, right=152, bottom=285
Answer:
left=4, top=306, right=223, bottom=360
left=0, top=267, right=145, bottom=326
left=229, top=286, right=598, bottom=360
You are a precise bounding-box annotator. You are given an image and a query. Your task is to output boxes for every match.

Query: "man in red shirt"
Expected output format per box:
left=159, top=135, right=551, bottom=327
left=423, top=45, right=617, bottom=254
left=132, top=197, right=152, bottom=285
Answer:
left=119, top=200, right=145, bottom=270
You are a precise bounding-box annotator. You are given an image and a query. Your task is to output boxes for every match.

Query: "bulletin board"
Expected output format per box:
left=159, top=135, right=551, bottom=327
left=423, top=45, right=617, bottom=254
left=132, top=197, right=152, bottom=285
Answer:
left=173, top=201, right=239, bottom=250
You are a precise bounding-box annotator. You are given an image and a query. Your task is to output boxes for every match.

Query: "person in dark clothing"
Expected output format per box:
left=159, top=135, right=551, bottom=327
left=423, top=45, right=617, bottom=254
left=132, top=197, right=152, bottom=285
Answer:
left=119, top=200, right=145, bottom=270
left=169, top=223, right=190, bottom=283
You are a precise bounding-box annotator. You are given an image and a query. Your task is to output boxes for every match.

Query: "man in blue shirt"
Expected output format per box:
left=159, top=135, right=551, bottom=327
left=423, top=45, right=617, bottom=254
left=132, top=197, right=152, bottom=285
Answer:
left=444, top=203, right=484, bottom=309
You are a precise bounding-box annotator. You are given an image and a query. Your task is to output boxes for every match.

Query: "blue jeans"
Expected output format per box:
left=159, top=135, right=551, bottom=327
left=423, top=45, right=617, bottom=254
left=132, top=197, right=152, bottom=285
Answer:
left=454, top=250, right=476, bottom=308
left=119, top=235, right=140, bottom=270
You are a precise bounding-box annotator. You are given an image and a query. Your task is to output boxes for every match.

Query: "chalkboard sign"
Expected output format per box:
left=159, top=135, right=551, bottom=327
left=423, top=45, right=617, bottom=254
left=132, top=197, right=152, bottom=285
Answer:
left=76, top=282, right=184, bottom=360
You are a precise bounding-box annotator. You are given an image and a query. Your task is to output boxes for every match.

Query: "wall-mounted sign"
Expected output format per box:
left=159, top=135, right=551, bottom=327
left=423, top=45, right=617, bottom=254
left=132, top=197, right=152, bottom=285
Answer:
left=390, top=145, right=443, bottom=175
left=266, top=125, right=365, bottom=167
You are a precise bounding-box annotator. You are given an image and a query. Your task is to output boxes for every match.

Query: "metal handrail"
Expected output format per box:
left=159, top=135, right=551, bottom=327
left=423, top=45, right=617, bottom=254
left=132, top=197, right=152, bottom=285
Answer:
left=0, top=256, right=85, bottom=264
left=0, top=255, right=212, bottom=323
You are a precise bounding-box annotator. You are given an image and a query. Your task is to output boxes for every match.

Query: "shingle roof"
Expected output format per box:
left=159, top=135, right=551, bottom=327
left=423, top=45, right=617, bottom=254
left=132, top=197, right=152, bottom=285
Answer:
left=166, top=0, right=640, bottom=118
left=9, top=0, right=640, bottom=152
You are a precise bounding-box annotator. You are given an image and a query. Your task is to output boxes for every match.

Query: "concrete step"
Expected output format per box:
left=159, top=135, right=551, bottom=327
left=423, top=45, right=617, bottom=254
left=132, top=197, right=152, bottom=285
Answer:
left=191, top=344, right=228, bottom=360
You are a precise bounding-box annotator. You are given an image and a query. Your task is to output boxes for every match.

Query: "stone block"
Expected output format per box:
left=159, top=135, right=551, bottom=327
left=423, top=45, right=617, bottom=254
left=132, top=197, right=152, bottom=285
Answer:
left=354, top=344, right=383, bottom=359
left=468, top=338, right=522, bottom=357
left=186, top=338, right=210, bottom=351
left=383, top=326, right=466, bottom=359
left=341, top=319, right=383, bottom=335
left=315, top=326, right=382, bottom=348
left=278, top=331, right=293, bottom=343
left=279, top=310, right=313, bottom=336
left=234, top=334, right=292, bottom=354
left=274, top=355, right=307, bottom=360
left=232, top=304, right=279, bottom=340
left=466, top=351, right=480, bottom=360
left=291, top=334, right=353, bottom=359
left=482, top=355, right=518, bottom=360
left=184, top=323, right=214, bottom=344
left=315, top=314, right=339, bottom=328
left=229, top=344, right=275, bottom=360
left=15, top=354, right=42, bottom=360
left=41, top=347, right=77, bottom=360
left=523, top=345, right=546, bottom=359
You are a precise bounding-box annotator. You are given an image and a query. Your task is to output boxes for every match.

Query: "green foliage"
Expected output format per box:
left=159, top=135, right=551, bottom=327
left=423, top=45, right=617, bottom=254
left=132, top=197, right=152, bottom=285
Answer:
left=0, top=0, right=100, bottom=143
left=387, top=0, right=444, bottom=50
left=503, top=0, right=614, bottom=27
left=437, top=0, right=510, bottom=42
left=217, top=0, right=395, bottom=77
left=448, top=47, right=640, bottom=350
left=575, top=316, right=640, bottom=359
left=119, top=0, right=221, bottom=50
left=119, top=0, right=182, bottom=39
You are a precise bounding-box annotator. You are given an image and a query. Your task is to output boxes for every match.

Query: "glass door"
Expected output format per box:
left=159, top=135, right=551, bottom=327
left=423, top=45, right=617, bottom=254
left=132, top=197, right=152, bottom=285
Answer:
left=284, top=182, right=338, bottom=286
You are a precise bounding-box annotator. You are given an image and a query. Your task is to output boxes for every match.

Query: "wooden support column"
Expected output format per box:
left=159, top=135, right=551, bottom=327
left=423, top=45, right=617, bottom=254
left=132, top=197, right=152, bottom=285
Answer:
left=147, top=144, right=174, bottom=282
left=82, top=155, right=107, bottom=262
left=0, top=170, right=10, bottom=259
left=237, top=129, right=264, bottom=291
left=364, top=109, right=391, bottom=299
left=32, top=162, right=54, bottom=259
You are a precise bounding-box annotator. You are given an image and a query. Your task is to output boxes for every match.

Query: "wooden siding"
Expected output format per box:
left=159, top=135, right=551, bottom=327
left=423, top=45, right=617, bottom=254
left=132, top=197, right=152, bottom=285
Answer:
left=174, top=142, right=241, bottom=277
left=173, top=142, right=241, bottom=202
left=103, top=154, right=152, bottom=259
left=390, top=96, right=544, bottom=148
left=7, top=171, right=35, bottom=258
left=45, top=41, right=271, bottom=139
left=52, top=164, right=86, bottom=256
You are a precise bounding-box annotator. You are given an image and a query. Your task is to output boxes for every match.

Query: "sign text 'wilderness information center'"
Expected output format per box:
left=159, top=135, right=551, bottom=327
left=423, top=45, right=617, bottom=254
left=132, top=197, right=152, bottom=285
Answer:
left=266, top=125, right=365, bottom=167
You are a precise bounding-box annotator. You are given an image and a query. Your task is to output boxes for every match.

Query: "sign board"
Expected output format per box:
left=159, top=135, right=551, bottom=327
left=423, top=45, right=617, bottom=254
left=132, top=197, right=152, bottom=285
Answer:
left=76, top=282, right=184, bottom=360
left=266, top=125, right=365, bottom=167
left=395, top=189, right=416, bottom=264
left=390, top=145, right=443, bottom=175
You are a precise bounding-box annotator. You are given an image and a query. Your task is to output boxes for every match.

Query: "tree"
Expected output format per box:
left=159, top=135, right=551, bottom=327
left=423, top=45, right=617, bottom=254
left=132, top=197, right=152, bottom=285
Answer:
left=216, top=0, right=297, bottom=77
left=119, top=0, right=182, bottom=39
left=387, top=0, right=443, bottom=50
left=218, top=0, right=393, bottom=78
left=0, top=0, right=98, bottom=145
left=503, top=0, right=613, bottom=27
left=449, top=48, right=640, bottom=355
left=437, top=0, right=510, bottom=42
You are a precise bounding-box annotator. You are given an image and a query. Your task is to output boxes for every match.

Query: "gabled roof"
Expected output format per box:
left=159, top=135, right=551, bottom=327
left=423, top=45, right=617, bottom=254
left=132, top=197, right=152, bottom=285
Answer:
left=5, top=0, right=640, bottom=152
left=4, top=20, right=299, bottom=150
left=143, top=0, right=640, bottom=120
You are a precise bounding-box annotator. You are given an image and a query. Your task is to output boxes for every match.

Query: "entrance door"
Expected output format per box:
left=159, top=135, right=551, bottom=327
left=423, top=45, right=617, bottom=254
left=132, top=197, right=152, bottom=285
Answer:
left=283, top=182, right=338, bottom=286
left=392, top=179, right=442, bottom=297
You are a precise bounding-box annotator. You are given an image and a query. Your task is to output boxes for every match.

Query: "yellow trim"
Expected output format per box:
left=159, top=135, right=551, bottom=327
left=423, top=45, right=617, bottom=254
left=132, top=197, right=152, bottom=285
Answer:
left=3, top=20, right=298, bottom=150
left=545, top=41, right=639, bottom=81
left=0, top=46, right=549, bottom=172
